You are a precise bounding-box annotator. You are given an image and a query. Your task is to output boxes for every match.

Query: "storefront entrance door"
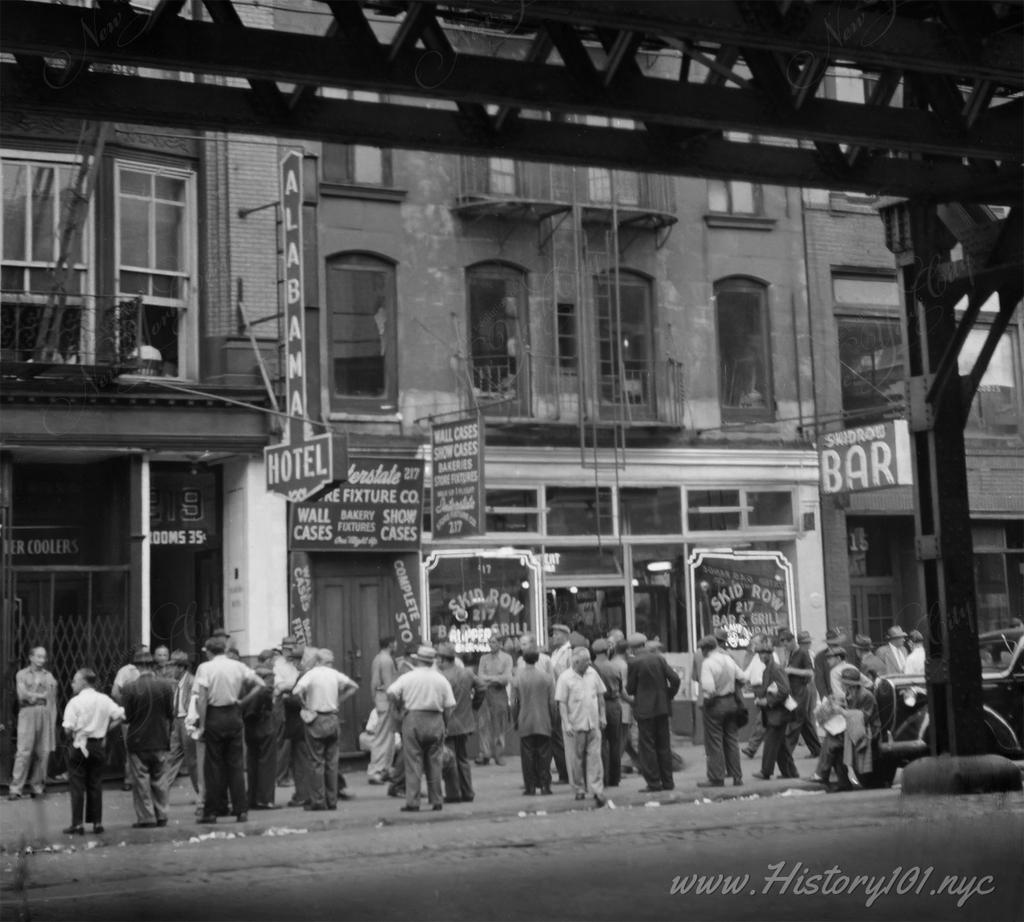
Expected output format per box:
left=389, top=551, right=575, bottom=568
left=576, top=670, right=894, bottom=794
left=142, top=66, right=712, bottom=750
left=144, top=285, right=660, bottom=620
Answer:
left=851, top=580, right=896, bottom=645
left=546, top=585, right=625, bottom=643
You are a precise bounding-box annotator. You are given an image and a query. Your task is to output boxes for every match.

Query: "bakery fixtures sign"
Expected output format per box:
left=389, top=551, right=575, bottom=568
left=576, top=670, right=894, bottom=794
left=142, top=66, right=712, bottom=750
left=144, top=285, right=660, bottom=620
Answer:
left=290, top=458, right=424, bottom=551
left=431, top=414, right=484, bottom=539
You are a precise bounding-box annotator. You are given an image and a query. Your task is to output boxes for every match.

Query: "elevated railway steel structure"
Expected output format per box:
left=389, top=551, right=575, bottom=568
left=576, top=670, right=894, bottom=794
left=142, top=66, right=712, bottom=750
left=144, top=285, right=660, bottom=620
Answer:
left=1, top=0, right=1022, bottom=778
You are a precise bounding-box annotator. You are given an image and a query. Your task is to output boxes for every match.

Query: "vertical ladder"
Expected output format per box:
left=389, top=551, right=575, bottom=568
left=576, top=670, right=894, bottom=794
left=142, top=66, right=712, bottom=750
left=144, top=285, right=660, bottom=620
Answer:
left=35, top=122, right=111, bottom=360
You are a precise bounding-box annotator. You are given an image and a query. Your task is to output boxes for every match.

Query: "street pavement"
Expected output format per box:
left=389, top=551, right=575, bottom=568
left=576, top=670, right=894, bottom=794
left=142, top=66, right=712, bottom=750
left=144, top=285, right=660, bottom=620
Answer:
left=0, top=737, right=830, bottom=853
left=3, top=740, right=1022, bottom=922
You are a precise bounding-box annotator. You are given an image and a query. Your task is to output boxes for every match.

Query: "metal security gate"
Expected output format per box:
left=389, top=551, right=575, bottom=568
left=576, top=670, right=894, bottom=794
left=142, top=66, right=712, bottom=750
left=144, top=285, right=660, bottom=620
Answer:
left=3, top=567, right=129, bottom=783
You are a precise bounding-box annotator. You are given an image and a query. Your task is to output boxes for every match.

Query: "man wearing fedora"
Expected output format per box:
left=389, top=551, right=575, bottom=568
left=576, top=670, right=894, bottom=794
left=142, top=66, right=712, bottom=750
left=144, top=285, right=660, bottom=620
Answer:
left=387, top=645, right=455, bottom=812
left=853, top=634, right=886, bottom=682
left=436, top=642, right=483, bottom=803
left=876, top=626, right=909, bottom=675
left=814, top=665, right=880, bottom=792
left=813, top=627, right=847, bottom=698
left=751, top=638, right=798, bottom=781
left=784, top=630, right=821, bottom=759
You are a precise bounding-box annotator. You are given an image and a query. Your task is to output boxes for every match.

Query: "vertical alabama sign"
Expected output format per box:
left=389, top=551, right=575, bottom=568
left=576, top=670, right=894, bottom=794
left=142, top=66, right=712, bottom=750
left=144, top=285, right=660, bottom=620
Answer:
left=265, top=150, right=345, bottom=499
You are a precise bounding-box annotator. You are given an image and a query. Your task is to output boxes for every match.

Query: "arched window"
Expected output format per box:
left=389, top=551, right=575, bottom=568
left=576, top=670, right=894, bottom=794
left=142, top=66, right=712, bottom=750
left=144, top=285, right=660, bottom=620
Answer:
left=326, top=253, right=397, bottom=409
left=594, top=270, right=654, bottom=417
left=715, top=277, right=773, bottom=419
left=466, top=262, right=528, bottom=406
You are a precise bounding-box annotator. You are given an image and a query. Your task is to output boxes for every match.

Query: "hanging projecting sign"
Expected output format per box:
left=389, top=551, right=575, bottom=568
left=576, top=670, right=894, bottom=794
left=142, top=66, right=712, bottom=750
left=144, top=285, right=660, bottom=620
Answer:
left=431, top=414, right=484, bottom=539
left=265, top=149, right=346, bottom=500
left=819, top=419, right=912, bottom=495
left=289, top=550, right=313, bottom=645
left=290, top=457, right=424, bottom=551
left=688, top=549, right=796, bottom=650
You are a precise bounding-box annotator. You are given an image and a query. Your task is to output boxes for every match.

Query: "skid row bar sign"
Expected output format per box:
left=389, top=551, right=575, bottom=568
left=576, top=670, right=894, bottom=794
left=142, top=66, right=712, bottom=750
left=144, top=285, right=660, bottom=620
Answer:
left=819, top=419, right=912, bottom=495
left=265, top=150, right=346, bottom=499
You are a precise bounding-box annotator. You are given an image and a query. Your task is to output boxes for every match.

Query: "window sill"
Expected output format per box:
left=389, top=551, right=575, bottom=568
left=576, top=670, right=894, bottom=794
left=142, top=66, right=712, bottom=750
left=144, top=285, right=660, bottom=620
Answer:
left=320, top=182, right=407, bottom=203
left=328, top=410, right=403, bottom=423
left=703, top=213, right=777, bottom=231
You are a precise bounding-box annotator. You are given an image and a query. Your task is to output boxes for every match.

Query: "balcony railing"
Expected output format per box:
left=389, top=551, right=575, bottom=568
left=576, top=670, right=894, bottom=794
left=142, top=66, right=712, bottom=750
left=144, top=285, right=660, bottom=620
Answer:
left=1, top=291, right=180, bottom=377
left=455, top=158, right=677, bottom=225
left=464, top=350, right=685, bottom=426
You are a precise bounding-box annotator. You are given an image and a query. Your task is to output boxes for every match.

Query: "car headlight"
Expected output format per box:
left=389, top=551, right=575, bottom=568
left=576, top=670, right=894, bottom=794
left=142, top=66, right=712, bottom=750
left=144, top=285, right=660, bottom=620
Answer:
left=902, top=690, right=917, bottom=708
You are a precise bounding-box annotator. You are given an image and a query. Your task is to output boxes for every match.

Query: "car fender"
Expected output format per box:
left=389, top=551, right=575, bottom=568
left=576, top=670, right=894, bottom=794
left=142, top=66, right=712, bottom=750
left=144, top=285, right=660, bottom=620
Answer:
left=983, top=705, right=1022, bottom=757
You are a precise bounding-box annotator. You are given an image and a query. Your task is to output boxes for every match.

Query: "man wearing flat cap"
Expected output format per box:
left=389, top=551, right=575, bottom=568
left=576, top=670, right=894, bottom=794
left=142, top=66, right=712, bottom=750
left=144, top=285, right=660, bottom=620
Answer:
left=387, top=646, right=455, bottom=812
left=590, top=639, right=623, bottom=788
left=548, top=623, right=573, bottom=785
left=121, top=650, right=175, bottom=828
left=161, top=650, right=200, bottom=803
left=875, top=626, right=909, bottom=676
left=626, top=631, right=681, bottom=793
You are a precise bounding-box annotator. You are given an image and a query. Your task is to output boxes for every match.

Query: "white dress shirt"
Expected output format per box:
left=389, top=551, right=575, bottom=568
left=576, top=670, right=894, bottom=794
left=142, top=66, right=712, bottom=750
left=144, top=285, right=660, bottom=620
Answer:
left=63, top=687, right=125, bottom=755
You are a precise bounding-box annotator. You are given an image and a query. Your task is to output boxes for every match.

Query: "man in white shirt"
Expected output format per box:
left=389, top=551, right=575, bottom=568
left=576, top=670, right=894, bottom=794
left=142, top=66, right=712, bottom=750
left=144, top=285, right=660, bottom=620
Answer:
left=875, top=626, right=909, bottom=676
left=555, top=647, right=607, bottom=807
left=292, top=648, right=358, bottom=811
left=62, top=668, right=125, bottom=835
left=905, top=630, right=926, bottom=674
left=387, top=645, right=455, bottom=813
left=194, top=636, right=260, bottom=824
left=697, top=635, right=746, bottom=788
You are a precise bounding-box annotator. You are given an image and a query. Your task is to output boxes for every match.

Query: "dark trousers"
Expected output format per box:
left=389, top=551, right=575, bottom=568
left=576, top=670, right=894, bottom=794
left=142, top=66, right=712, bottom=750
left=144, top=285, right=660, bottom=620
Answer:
left=785, top=684, right=822, bottom=757
left=203, top=705, right=246, bottom=818
left=818, top=733, right=852, bottom=789
left=275, top=699, right=292, bottom=784
left=67, top=739, right=105, bottom=827
left=245, top=726, right=277, bottom=807
left=305, top=714, right=340, bottom=809
left=761, top=716, right=799, bottom=779
left=442, top=733, right=474, bottom=802
left=520, top=733, right=552, bottom=793
left=636, top=714, right=674, bottom=790
left=550, top=710, right=568, bottom=782
left=285, top=722, right=312, bottom=805
left=702, top=695, right=743, bottom=783
left=600, top=700, right=622, bottom=787
left=402, top=710, right=444, bottom=808
left=163, top=715, right=199, bottom=795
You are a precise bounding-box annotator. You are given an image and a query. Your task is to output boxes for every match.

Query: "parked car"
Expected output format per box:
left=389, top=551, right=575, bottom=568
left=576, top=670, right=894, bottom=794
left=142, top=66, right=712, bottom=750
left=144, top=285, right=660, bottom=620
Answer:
left=862, top=626, right=1023, bottom=788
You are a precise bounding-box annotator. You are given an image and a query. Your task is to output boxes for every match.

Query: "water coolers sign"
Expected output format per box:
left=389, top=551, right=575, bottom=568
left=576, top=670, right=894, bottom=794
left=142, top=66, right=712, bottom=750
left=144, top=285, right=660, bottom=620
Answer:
left=819, top=419, right=912, bottom=495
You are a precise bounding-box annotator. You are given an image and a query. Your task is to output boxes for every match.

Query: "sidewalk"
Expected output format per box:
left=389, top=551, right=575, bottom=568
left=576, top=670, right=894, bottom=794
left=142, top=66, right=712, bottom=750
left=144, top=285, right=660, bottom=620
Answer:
left=0, top=738, right=828, bottom=853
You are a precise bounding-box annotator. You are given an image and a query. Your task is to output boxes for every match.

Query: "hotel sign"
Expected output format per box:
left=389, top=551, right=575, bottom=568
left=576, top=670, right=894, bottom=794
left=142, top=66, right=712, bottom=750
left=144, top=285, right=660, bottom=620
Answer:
left=819, top=419, right=912, bottom=495
left=265, top=149, right=345, bottom=499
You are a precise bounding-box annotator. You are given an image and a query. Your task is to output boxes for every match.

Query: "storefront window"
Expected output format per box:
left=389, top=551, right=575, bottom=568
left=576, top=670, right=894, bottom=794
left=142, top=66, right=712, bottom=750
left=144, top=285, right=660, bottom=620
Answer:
left=959, top=327, right=1020, bottom=438
left=485, top=489, right=539, bottom=533
left=546, top=487, right=614, bottom=536
left=688, top=548, right=795, bottom=654
left=620, top=487, right=682, bottom=535
left=546, top=587, right=625, bottom=644
left=542, top=546, right=621, bottom=577
left=973, top=521, right=1024, bottom=634
left=687, top=489, right=741, bottom=531
left=425, top=550, right=541, bottom=666
left=631, top=547, right=688, bottom=651
left=747, top=491, right=794, bottom=527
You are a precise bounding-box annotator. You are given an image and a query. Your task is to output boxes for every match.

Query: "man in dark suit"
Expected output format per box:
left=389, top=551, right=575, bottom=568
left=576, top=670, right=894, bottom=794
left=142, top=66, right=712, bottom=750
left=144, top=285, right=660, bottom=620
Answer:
left=436, top=642, right=484, bottom=803
left=121, top=650, right=175, bottom=828
left=162, top=650, right=199, bottom=806
left=625, top=631, right=681, bottom=793
left=752, top=638, right=798, bottom=781
left=512, top=644, right=556, bottom=796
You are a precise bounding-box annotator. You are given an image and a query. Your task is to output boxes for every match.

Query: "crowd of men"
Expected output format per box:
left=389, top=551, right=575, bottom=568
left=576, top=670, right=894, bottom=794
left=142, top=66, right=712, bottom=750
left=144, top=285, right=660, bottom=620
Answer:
left=6, top=621, right=927, bottom=833
left=696, top=624, right=928, bottom=794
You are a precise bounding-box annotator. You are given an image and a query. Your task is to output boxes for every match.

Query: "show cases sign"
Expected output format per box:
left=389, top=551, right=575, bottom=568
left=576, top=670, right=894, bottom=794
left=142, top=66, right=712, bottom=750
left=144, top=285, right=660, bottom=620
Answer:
left=431, top=415, right=484, bottom=538
left=290, top=458, right=424, bottom=551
